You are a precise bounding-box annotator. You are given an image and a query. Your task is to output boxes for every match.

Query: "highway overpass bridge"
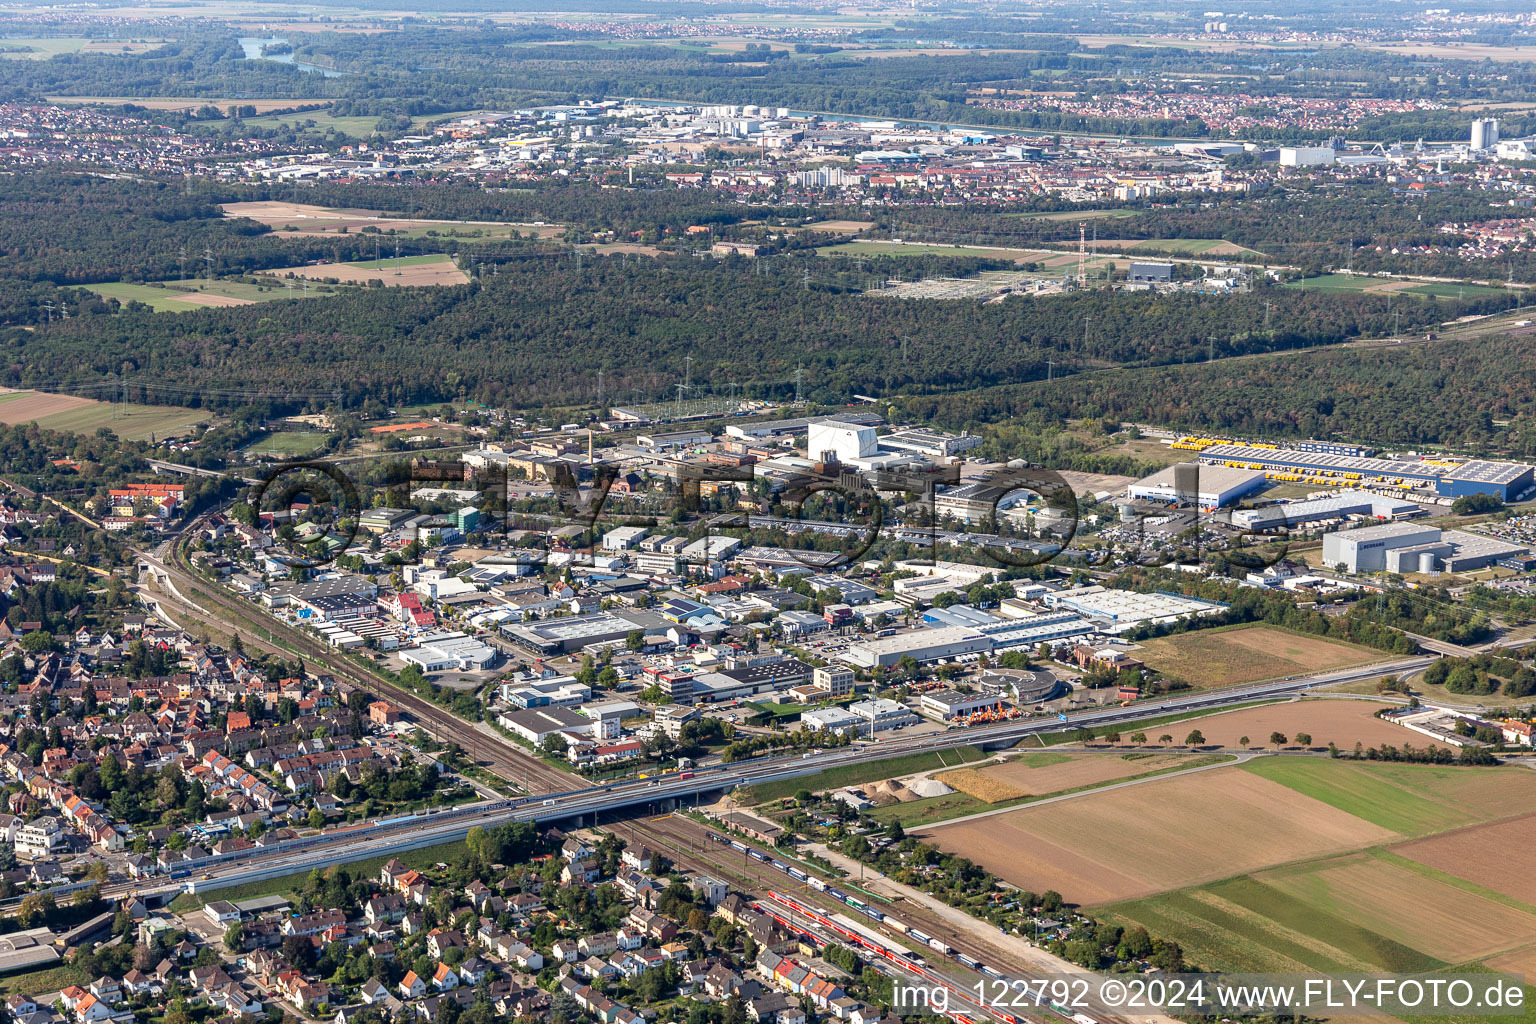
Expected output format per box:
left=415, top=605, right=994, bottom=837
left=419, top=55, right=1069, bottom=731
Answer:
left=68, top=653, right=1429, bottom=910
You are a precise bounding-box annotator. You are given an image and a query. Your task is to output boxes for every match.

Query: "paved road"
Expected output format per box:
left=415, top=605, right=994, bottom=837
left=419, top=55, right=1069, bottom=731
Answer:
left=81, top=652, right=1431, bottom=909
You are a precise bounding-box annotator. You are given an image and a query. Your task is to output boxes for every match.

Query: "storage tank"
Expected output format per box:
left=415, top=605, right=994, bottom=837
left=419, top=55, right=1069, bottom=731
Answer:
left=1418, top=551, right=1438, bottom=574
left=1116, top=502, right=1137, bottom=522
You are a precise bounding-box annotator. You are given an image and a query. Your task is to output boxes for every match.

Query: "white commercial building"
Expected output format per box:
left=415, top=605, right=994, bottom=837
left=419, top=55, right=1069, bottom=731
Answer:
left=1127, top=463, right=1267, bottom=508
left=919, top=689, right=1008, bottom=721
left=807, top=420, right=877, bottom=463
left=1320, top=522, right=1442, bottom=574
left=496, top=706, right=592, bottom=744
left=1279, top=146, right=1336, bottom=167
left=1043, top=586, right=1227, bottom=634
left=847, top=698, right=921, bottom=731
left=843, top=626, right=992, bottom=669
left=400, top=631, right=500, bottom=672
left=1229, top=490, right=1423, bottom=530
left=603, top=526, right=649, bottom=551
left=801, top=706, right=863, bottom=733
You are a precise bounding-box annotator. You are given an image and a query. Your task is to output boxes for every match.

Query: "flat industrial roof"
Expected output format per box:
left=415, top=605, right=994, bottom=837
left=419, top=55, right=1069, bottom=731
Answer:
left=1133, top=463, right=1266, bottom=493
left=1201, top=444, right=1532, bottom=484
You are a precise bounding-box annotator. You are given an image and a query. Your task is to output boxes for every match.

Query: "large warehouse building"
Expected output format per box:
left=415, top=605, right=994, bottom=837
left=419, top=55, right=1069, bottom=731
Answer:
left=1196, top=443, right=1535, bottom=501
left=844, top=625, right=992, bottom=669
left=1230, top=491, right=1424, bottom=531
left=1128, top=462, right=1268, bottom=508
left=1321, top=522, right=1528, bottom=573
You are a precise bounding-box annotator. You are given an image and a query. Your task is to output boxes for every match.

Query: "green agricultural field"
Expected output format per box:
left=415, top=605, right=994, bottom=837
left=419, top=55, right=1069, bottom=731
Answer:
left=1284, top=273, right=1379, bottom=292
left=244, top=431, right=329, bottom=457
left=34, top=405, right=207, bottom=441
left=1007, top=209, right=1140, bottom=222
left=1403, top=281, right=1513, bottom=299
left=1239, top=757, right=1529, bottom=837
left=817, top=240, right=1040, bottom=260
left=238, top=111, right=384, bottom=135
left=345, top=252, right=456, bottom=269
left=0, top=37, right=89, bottom=59
left=1120, top=237, right=1264, bottom=257
left=1103, top=876, right=1444, bottom=974
left=87, top=278, right=336, bottom=312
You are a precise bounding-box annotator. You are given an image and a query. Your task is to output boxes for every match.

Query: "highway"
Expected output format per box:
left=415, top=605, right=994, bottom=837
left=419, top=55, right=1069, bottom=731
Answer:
left=75, top=651, right=1430, bottom=909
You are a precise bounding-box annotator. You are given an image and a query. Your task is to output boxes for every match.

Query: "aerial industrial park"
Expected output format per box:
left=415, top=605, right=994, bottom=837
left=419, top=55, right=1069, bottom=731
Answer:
left=3, top=3, right=1536, bottom=1024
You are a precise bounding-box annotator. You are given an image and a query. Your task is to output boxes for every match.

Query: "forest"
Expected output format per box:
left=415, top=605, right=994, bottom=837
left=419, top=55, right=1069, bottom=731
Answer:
left=0, top=233, right=1503, bottom=416
left=902, top=330, right=1536, bottom=455
left=875, top=183, right=1531, bottom=280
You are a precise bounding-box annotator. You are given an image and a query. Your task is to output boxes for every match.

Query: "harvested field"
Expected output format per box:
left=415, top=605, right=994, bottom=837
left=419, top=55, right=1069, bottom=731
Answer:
left=48, top=96, right=309, bottom=113
left=980, top=751, right=1197, bottom=794
left=1099, top=698, right=1414, bottom=750
left=1092, top=238, right=1263, bottom=257
left=225, top=201, right=562, bottom=238
left=1258, top=851, right=1536, bottom=964
left=0, top=391, right=95, bottom=423
left=169, top=292, right=254, bottom=307
left=588, top=243, right=664, bottom=256
left=936, top=768, right=1025, bottom=803
left=0, top=390, right=207, bottom=440
left=804, top=219, right=874, bottom=234
left=919, top=766, right=1395, bottom=905
left=272, top=254, right=470, bottom=287
left=1485, top=944, right=1536, bottom=977
left=1133, top=625, right=1386, bottom=688
left=1393, top=813, right=1536, bottom=903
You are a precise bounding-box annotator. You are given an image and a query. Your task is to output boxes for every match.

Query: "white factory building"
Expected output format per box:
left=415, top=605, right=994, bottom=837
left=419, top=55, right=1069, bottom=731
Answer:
left=1127, top=462, right=1268, bottom=508
left=805, top=419, right=928, bottom=471
left=1321, top=522, right=1527, bottom=574
left=399, top=631, right=500, bottom=672
left=1229, top=491, right=1423, bottom=531
left=1042, top=586, right=1228, bottom=634
left=843, top=625, right=993, bottom=669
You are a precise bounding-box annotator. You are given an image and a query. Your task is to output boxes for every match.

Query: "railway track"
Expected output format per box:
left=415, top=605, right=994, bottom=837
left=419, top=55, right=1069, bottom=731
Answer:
left=615, top=813, right=1141, bottom=1024
left=146, top=516, right=582, bottom=794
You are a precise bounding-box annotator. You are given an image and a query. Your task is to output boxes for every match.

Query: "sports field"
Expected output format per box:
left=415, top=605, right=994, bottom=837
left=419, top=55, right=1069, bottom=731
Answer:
left=243, top=431, right=329, bottom=458
left=1132, top=624, right=1386, bottom=688
left=1284, top=273, right=1378, bottom=292
left=272, top=253, right=470, bottom=287
left=0, top=390, right=208, bottom=440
